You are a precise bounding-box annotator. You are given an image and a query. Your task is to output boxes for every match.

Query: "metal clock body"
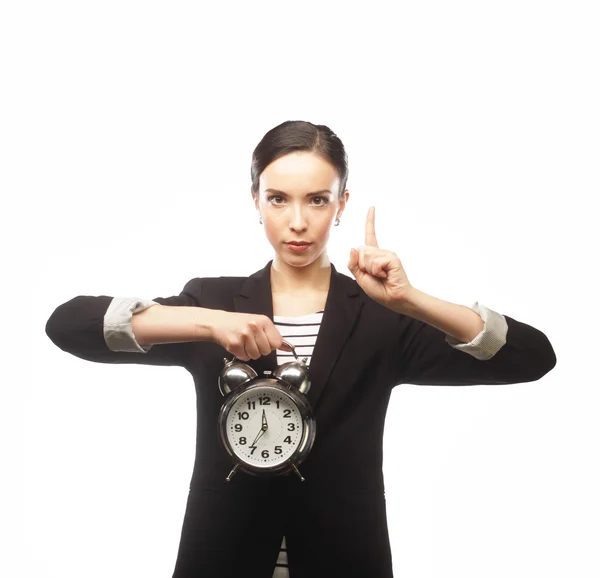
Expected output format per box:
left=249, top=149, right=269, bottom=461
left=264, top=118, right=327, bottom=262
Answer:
left=217, top=340, right=316, bottom=482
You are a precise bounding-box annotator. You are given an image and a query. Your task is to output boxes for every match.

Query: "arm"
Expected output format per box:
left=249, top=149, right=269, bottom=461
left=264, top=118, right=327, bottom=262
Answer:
left=389, top=288, right=556, bottom=386
left=106, top=297, right=216, bottom=352
left=390, top=288, right=508, bottom=361
left=45, top=278, right=219, bottom=367
left=348, top=207, right=555, bottom=385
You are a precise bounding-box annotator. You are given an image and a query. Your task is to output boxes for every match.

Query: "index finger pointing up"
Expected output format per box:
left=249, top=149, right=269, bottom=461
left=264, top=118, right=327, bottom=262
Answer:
left=365, top=206, right=379, bottom=247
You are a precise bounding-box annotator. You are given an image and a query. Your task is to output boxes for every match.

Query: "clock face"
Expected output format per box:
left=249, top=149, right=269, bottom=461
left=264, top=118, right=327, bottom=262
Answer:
left=225, top=386, right=303, bottom=468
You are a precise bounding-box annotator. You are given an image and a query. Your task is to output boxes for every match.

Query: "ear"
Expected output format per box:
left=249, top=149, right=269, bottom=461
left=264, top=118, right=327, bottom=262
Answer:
left=338, top=189, right=350, bottom=213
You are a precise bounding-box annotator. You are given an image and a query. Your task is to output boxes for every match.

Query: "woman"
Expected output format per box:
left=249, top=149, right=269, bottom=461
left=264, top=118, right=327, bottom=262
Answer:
left=45, top=120, right=557, bottom=577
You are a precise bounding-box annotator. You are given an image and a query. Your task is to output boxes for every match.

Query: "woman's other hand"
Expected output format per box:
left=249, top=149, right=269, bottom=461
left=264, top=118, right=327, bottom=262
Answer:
left=209, top=311, right=292, bottom=361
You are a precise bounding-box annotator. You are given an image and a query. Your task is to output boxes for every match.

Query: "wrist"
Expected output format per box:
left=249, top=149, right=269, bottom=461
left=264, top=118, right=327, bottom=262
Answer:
left=388, top=286, right=422, bottom=316
left=195, top=307, right=225, bottom=343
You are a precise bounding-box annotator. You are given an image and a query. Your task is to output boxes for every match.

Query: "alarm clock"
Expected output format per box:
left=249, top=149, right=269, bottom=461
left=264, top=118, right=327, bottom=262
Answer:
left=217, top=339, right=316, bottom=482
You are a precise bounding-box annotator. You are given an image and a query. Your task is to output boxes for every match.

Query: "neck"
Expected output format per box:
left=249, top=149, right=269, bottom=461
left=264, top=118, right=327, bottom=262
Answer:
left=270, top=252, right=331, bottom=294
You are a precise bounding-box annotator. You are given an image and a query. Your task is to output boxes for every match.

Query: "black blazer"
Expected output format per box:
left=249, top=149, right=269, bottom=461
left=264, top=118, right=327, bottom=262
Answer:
left=45, top=260, right=556, bottom=578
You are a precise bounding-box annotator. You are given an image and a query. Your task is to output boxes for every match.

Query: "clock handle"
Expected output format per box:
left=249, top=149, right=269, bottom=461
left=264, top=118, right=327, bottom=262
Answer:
left=277, top=339, right=299, bottom=360
left=228, top=339, right=298, bottom=364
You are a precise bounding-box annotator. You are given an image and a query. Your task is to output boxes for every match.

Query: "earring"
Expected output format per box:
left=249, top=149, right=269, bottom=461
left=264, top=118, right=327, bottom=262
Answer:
left=259, top=215, right=263, bottom=224
left=334, top=218, right=340, bottom=226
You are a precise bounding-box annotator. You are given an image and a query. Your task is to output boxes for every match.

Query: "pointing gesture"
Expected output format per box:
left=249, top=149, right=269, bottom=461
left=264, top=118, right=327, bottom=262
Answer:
left=348, top=206, right=413, bottom=308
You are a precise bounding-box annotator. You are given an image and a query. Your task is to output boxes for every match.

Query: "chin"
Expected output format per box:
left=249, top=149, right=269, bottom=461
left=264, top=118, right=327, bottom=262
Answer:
left=275, top=248, right=319, bottom=265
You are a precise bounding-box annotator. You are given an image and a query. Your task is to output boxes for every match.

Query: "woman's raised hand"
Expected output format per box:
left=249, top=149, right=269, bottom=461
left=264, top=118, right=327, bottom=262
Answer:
left=347, top=206, right=413, bottom=308
left=210, top=311, right=292, bottom=361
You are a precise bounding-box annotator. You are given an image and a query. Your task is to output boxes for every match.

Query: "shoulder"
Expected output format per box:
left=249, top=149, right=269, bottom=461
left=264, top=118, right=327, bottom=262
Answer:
left=180, top=274, right=248, bottom=302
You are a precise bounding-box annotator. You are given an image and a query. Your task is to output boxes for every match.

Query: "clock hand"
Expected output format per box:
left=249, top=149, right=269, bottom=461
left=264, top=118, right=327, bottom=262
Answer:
left=250, top=426, right=265, bottom=447
left=249, top=410, right=270, bottom=448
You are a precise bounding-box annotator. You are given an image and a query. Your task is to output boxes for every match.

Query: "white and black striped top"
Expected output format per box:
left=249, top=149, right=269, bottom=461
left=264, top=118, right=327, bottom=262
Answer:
left=270, top=309, right=325, bottom=578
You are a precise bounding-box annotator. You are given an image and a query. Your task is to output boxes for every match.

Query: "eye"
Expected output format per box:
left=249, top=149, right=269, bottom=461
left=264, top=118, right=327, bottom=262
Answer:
left=266, top=195, right=330, bottom=206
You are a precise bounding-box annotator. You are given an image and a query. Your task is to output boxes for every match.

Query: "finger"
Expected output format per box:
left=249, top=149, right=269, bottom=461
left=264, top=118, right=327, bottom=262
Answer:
left=357, top=246, right=378, bottom=273
left=359, top=248, right=378, bottom=277
left=347, top=248, right=364, bottom=283
left=365, top=206, right=379, bottom=248
left=358, top=247, right=389, bottom=278
left=347, top=247, right=360, bottom=276
left=243, top=330, right=261, bottom=360
left=254, top=326, right=272, bottom=357
left=372, top=257, right=388, bottom=278
left=264, top=323, right=289, bottom=353
left=358, top=247, right=366, bottom=271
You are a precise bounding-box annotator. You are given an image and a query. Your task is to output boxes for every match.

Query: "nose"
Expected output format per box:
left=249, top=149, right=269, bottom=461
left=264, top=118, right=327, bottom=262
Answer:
left=289, top=205, right=308, bottom=231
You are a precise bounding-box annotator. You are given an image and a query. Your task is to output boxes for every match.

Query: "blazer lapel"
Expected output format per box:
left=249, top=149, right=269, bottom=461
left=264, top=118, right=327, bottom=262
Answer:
left=233, top=259, right=364, bottom=410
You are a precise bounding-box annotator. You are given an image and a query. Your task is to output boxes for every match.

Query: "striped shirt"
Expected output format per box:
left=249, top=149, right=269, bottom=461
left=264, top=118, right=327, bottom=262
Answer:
left=270, top=309, right=325, bottom=577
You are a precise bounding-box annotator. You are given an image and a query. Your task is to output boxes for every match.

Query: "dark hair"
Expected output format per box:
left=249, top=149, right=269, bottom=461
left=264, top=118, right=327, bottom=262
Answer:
left=251, top=120, right=349, bottom=200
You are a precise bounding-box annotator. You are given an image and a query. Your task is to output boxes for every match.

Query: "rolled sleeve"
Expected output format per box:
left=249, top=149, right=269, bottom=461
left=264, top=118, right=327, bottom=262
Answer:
left=444, top=302, right=508, bottom=361
left=103, top=297, right=159, bottom=353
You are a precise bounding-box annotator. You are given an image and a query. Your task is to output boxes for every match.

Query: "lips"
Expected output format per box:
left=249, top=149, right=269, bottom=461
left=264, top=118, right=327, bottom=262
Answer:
left=287, top=242, right=311, bottom=246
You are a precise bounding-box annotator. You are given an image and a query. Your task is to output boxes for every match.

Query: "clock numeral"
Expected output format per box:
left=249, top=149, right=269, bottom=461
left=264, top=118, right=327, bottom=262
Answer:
left=261, top=450, right=270, bottom=458
left=259, top=396, right=271, bottom=406
left=283, top=409, right=292, bottom=418
left=274, top=446, right=282, bottom=455
left=234, top=424, right=242, bottom=432
left=276, top=400, right=280, bottom=408
left=249, top=445, right=257, bottom=455
left=284, top=436, right=292, bottom=444
left=239, top=437, right=247, bottom=445
left=247, top=401, right=255, bottom=410
left=287, top=423, right=296, bottom=431
left=237, top=411, right=249, bottom=420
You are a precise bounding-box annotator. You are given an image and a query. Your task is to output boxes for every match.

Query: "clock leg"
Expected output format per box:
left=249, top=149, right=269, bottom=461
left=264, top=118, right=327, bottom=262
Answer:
left=291, top=464, right=305, bottom=482
left=225, top=463, right=240, bottom=482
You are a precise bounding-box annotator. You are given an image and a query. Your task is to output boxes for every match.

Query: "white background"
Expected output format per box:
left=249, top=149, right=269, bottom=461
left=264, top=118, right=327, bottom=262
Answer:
left=4, top=1, right=599, bottom=576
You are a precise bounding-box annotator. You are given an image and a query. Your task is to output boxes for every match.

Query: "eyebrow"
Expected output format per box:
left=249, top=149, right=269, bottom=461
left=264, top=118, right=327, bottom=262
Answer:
left=265, top=188, right=332, bottom=196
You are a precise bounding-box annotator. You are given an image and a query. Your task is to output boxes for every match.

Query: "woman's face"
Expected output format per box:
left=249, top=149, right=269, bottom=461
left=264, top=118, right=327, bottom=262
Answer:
left=253, top=151, right=349, bottom=267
